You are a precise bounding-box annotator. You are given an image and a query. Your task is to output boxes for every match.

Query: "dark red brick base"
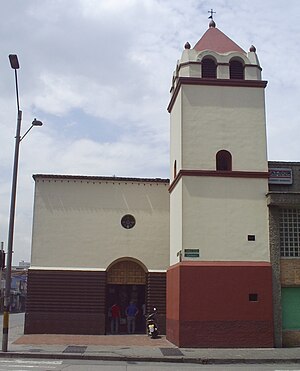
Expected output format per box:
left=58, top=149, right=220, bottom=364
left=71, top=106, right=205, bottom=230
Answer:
left=25, top=269, right=167, bottom=335
left=167, top=262, right=274, bottom=348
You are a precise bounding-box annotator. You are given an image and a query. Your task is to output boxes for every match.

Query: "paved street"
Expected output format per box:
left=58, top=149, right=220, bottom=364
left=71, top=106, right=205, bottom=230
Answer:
left=0, top=358, right=300, bottom=370
left=1, top=313, right=300, bottom=369
left=0, top=358, right=62, bottom=370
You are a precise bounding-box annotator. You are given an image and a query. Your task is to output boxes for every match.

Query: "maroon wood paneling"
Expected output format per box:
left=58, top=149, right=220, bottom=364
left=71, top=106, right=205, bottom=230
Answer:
left=147, top=272, right=166, bottom=334
left=25, top=312, right=105, bottom=335
left=167, top=262, right=274, bottom=347
left=25, top=270, right=106, bottom=334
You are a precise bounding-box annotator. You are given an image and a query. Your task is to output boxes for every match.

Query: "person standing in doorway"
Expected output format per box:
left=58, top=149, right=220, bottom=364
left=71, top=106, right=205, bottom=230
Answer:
left=126, top=301, right=138, bottom=334
left=110, top=303, right=121, bottom=334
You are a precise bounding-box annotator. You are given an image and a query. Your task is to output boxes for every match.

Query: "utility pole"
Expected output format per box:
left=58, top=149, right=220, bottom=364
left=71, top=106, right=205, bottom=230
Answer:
left=2, top=54, right=43, bottom=352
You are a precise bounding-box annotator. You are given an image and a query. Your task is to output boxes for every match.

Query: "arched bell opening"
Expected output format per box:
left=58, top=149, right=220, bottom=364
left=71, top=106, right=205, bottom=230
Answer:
left=201, top=56, right=217, bottom=78
left=229, top=58, right=244, bottom=80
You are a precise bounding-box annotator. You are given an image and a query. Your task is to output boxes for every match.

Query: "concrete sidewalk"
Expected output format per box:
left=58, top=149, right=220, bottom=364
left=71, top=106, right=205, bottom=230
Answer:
left=0, top=315, right=299, bottom=365
left=0, top=332, right=300, bottom=365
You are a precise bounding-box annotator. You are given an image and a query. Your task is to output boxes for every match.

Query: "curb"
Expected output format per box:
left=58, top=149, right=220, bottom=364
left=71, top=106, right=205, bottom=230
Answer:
left=1, top=352, right=300, bottom=365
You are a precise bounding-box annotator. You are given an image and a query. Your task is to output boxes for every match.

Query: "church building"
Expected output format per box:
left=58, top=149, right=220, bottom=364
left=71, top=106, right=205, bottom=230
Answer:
left=25, top=20, right=300, bottom=348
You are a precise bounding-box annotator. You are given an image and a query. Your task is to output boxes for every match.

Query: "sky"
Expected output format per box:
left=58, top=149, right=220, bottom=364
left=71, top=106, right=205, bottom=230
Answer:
left=0, top=0, right=300, bottom=265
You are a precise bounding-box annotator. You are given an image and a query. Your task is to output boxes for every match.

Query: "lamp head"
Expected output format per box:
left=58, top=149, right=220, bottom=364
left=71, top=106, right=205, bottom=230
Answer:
left=32, top=118, right=43, bottom=127
left=9, top=54, right=20, bottom=70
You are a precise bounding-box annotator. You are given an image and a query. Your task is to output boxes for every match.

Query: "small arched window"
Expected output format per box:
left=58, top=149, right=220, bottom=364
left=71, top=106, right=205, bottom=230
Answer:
left=229, top=60, right=244, bottom=79
left=202, top=57, right=217, bottom=78
left=216, top=150, right=232, bottom=171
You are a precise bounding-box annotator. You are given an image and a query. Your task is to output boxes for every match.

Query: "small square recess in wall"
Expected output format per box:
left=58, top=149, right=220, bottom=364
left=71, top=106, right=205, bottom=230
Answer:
left=248, top=235, right=255, bottom=241
left=249, top=293, right=258, bottom=302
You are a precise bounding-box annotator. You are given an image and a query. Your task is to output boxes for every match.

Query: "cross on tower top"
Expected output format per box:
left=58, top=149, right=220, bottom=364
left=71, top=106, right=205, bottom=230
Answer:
left=208, top=9, right=216, bottom=20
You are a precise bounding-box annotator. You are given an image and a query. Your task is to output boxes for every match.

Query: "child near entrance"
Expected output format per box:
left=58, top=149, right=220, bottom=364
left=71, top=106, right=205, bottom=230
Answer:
left=126, top=301, right=139, bottom=334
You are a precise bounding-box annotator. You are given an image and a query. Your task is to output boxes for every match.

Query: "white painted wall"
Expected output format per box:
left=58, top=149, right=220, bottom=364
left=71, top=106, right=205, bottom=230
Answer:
left=181, top=84, right=268, bottom=172
left=31, top=177, right=170, bottom=271
left=181, top=176, right=270, bottom=262
left=176, top=49, right=262, bottom=81
left=169, top=48, right=269, bottom=264
left=170, top=91, right=182, bottom=180
left=170, top=180, right=183, bottom=265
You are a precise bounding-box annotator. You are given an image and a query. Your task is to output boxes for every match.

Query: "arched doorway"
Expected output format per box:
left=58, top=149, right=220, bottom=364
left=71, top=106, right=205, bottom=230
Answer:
left=106, top=258, right=147, bottom=334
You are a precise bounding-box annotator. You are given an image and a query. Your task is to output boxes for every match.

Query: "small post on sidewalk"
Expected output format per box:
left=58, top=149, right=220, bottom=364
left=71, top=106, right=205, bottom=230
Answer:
left=0, top=242, right=3, bottom=311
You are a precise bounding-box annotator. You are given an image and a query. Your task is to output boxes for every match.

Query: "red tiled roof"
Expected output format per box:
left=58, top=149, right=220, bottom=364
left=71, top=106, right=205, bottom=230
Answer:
left=194, top=26, right=245, bottom=54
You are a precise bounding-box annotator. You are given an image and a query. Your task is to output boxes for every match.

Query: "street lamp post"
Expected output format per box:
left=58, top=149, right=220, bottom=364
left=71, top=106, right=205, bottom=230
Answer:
left=2, top=55, right=43, bottom=352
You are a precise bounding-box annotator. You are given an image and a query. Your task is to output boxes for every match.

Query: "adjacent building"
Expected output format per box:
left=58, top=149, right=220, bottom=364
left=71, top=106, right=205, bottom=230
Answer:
left=268, top=162, right=300, bottom=347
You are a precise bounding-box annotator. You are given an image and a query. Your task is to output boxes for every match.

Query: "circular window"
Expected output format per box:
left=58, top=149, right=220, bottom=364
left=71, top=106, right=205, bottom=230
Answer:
left=121, top=214, right=136, bottom=229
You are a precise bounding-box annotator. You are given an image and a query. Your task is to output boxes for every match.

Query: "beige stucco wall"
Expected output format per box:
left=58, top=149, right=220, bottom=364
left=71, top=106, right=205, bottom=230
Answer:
left=31, top=177, right=170, bottom=271
left=175, top=49, right=262, bottom=82
left=179, top=176, right=270, bottom=262
left=170, top=180, right=183, bottom=265
left=170, top=91, right=182, bottom=181
left=181, top=84, right=268, bottom=172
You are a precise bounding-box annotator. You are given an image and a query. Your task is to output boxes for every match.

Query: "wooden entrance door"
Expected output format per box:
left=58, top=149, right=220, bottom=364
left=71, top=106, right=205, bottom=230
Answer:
left=106, top=260, right=147, bottom=334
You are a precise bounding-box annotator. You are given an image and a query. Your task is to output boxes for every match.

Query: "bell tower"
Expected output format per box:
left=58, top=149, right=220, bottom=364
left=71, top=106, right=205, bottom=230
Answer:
left=167, top=20, right=274, bottom=348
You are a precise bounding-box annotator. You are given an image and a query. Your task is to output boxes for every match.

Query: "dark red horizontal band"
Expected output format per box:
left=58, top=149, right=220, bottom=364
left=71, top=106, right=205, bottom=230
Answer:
left=168, top=77, right=267, bottom=112
left=169, top=169, right=269, bottom=193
